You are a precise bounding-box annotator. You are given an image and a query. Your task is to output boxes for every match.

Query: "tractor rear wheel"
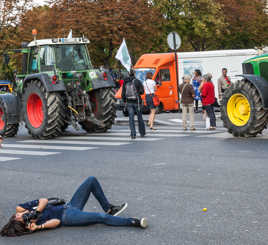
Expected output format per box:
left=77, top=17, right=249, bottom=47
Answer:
left=22, top=80, right=65, bottom=139
left=80, top=88, right=116, bottom=133
left=0, top=98, right=19, bottom=137
left=221, top=79, right=268, bottom=137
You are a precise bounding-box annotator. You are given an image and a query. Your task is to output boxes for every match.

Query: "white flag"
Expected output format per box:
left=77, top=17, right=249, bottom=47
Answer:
left=115, top=39, right=132, bottom=72
left=67, top=29, right=72, bottom=39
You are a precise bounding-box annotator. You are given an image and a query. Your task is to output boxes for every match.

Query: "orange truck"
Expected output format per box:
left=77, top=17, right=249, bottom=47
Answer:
left=116, top=49, right=260, bottom=112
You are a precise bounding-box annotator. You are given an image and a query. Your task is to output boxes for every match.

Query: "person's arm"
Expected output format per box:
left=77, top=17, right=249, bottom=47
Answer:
left=16, top=198, right=48, bottom=213
left=218, top=78, right=222, bottom=100
left=202, top=84, right=208, bottom=98
left=27, top=219, right=61, bottom=232
left=190, top=85, right=195, bottom=98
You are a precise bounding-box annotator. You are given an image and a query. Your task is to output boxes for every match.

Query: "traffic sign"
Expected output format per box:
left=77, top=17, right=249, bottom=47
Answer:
left=167, top=32, right=181, bottom=51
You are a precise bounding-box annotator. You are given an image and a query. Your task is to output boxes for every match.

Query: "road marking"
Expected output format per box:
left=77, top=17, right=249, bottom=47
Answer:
left=109, top=129, right=223, bottom=134
left=0, top=149, right=60, bottom=156
left=2, top=144, right=97, bottom=151
left=22, top=140, right=130, bottom=146
left=0, top=157, right=21, bottom=162
left=88, top=132, right=186, bottom=137
left=58, top=136, right=162, bottom=141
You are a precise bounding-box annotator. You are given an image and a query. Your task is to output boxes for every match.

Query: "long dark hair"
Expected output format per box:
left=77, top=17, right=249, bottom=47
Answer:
left=195, top=69, right=202, bottom=76
left=1, top=215, right=32, bottom=237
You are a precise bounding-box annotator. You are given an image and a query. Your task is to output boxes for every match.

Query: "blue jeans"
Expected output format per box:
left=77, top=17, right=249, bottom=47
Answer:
left=204, top=105, right=216, bottom=127
left=61, top=177, right=133, bottom=226
left=127, top=103, right=145, bottom=137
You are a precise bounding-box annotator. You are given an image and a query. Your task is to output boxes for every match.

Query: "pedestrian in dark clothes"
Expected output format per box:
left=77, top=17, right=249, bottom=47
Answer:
left=122, top=70, right=146, bottom=139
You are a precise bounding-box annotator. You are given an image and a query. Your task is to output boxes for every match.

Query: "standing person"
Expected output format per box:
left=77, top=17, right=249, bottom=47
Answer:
left=192, top=69, right=202, bottom=112
left=122, top=70, right=146, bottom=139
left=217, top=68, right=232, bottom=102
left=179, top=75, right=195, bottom=131
left=1, top=176, right=148, bottom=237
left=144, top=72, right=157, bottom=130
left=201, top=74, right=216, bottom=130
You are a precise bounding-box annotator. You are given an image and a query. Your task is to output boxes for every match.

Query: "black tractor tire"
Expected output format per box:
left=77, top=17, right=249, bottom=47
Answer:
left=0, top=99, right=19, bottom=137
left=22, top=80, right=65, bottom=139
left=221, top=79, right=268, bottom=137
left=80, top=88, right=116, bottom=133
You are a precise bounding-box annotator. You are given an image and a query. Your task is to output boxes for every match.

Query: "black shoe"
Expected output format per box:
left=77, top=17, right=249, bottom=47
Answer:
left=140, top=133, right=146, bottom=138
left=131, top=218, right=148, bottom=229
left=107, top=203, right=128, bottom=216
left=131, top=135, right=136, bottom=139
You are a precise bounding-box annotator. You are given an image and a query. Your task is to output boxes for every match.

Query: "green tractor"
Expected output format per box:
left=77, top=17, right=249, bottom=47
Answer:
left=0, top=36, right=116, bottom=139
left=221, top=54, right=268, bottom=137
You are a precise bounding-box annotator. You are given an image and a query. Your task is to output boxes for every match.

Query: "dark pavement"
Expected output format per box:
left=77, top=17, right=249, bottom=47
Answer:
left=0, top=112, right=268, bottom=245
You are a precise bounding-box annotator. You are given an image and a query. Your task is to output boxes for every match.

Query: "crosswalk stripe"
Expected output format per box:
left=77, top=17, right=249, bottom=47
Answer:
left=58, top=136, right=162, bottom=141
left=0, top=149, right=60, bottom=156
left=0, top=157, right=21, bottom=162
left=88, top=132, right=186, bottom=137
left=21, top=140, right=130, bottom=146
left=109, top=129, right=224, bottom=134
left=2, top=144, right=97, bottom=151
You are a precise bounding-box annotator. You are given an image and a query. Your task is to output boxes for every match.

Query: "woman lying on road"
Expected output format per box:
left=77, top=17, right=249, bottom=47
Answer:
left=1, top=176, right=148, bottom=237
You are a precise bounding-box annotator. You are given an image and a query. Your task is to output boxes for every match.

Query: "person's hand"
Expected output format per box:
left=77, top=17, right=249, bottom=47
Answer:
left=27, top=222, right=39, bottom=231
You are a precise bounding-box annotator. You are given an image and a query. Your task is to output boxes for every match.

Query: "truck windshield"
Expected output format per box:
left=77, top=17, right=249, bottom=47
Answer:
left=54, top=44, right=92, bottom=71
left=134, top=68, right=156, bottom=82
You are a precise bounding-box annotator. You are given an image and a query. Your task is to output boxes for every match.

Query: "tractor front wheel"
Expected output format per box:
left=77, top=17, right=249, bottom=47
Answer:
left=22, top=80, right=65, bottom=139
left=0, top=98, right=19, bottom=137
left=221, top=79, right=268, bottom=137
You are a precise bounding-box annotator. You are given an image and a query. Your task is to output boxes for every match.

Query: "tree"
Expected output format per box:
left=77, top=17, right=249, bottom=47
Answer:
left=48, top=0, right=163, bottom=67
left=153, top=0, right=226, bottom=51
left=214, top=0, right=268, bottom=49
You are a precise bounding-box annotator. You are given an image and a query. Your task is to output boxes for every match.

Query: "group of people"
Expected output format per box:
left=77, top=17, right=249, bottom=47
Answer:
left=179, top=68, right=232, bottom=131
left=121, top=67, right=232, bottom=137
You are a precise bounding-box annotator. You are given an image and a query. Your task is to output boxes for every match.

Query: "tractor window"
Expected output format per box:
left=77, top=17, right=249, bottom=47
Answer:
left=54, top=44, right=92, bottom=71
left=159, top=69, right=170, bottom=82
left=260, top=62, right=268, bottom=82
left=242, top=63, right=254, bottom=75
left=40, top=46, right=55, bottom=72
left=29, top=47, right=38, bottom=73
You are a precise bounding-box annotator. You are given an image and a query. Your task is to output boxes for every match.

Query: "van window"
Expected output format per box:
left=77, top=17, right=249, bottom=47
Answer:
left=160, top=69, right=170, bottom=82
left=260, top=62, right=268, bottom=82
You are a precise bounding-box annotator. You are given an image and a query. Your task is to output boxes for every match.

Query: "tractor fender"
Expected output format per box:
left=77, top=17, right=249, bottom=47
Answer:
left=0, top=93, right=20, bottom=124
left=23, top=73, right=66, bottom=92
left=90, top=70, right=116, bottom=90
left=238, top=74, right=268, bottom=109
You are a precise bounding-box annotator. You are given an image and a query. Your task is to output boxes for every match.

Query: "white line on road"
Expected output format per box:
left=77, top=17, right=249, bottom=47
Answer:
left=2, top=144, right=97, bottom=151
left=0, top=149, right=60, bottom=156
left=0, top=157, right=21, bottom=162
left=88, top=133, right=186, bottom=137
left=21, top=140, right=130, bottom=146
left=58, top=136, right=162, bottom=141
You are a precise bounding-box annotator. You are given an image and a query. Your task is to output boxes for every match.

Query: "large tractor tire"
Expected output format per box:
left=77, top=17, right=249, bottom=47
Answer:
left=0, top=99, right=19, bottom=137
left=22, top=80, right=65, bottom=139
left=221, top=79, right=268, bottom=137
left=80, top=88, right=116, bottom=133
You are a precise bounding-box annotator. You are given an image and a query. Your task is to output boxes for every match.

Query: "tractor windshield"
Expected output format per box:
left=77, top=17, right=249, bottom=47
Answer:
left=54, top=44, right=92, bottom=71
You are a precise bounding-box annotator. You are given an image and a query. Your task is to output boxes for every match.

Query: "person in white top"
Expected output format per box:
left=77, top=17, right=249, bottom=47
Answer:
left=144, top=72, right=157, bottom=130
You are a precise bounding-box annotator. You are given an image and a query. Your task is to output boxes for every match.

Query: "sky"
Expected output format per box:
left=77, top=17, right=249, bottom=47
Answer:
left=33, top=0, right=47, bottom=6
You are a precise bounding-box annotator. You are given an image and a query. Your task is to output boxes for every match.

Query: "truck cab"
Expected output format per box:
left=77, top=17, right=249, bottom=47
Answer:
left=134, top=53, right=179, bottom=111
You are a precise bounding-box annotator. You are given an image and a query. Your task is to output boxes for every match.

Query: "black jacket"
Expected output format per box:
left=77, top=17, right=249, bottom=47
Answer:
left=122, top=75, right=144, bottom=103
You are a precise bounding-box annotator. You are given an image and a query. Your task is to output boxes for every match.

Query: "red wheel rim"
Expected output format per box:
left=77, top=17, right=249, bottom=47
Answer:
left=90, top=94, right=98, bottom=115
left=27, top=93, right=44, bottom=128
left=0, top=107, right=5, bottom=130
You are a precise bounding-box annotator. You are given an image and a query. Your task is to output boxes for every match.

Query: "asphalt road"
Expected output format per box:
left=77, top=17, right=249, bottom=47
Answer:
left=1, top=112, right=268, bottom=245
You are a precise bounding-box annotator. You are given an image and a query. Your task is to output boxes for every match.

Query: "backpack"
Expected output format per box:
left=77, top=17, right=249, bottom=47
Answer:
left=125, top=79, right=137, bottom=100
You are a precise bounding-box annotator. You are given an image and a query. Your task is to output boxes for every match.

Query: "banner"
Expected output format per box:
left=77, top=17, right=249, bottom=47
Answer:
left=115, top=39, right=132, bottom=72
